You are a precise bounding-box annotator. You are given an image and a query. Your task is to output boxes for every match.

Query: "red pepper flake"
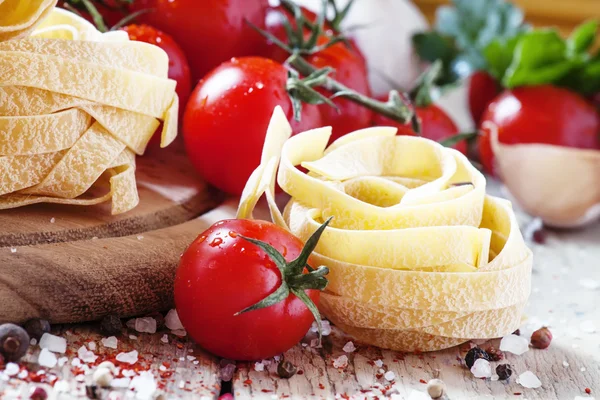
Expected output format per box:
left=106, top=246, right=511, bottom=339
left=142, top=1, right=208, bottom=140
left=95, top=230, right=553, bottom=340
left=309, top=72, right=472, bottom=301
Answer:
left=318, top=383, right=325, bottom=390
left=419, top=379, right=427, bottom=384
left=514, top=393, right=522, bottom=396
left=297, top=370, right=304, bottom=375
left=375, top=374, right=383, bottom=379
left=586, top=388, right=592, bottom=394
left=261, top=389, right=272, bottom=393
left=367, top=360, right=375, bottom=366
left=176, top=343, right=184, bottom=350
left=243, top=379, right=252, bottom=385
left=162, top=362, right=171, bottom=368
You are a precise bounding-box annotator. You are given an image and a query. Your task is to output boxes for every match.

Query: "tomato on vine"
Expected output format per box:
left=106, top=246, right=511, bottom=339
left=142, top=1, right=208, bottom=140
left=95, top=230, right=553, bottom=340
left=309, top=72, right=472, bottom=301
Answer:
left=183, top=57, right=323, bottom=195
left=175, top=218, right=331, bottom=361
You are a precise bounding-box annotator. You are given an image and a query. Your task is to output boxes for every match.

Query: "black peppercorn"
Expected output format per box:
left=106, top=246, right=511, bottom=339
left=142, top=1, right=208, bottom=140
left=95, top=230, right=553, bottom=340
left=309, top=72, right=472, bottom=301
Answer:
left=513, top=329, right=521, bottom=336
left=277, top=360, right=297, bottom=379
left=23, top=319, right=51, bottom=340
left=0, top=323, right=30, bottom=362
left=496, top=364, right=513, bottom=380
left=99, top=315, right=122, bottom=336
left=85, top=384, right=99, bottom=399
left=464, top=347, right=490, bottom=369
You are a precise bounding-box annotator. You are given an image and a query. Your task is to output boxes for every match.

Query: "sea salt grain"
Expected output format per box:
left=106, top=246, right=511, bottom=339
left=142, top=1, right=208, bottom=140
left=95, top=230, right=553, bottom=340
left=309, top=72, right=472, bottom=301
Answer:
left=165, top=309, right=184, bottom=330
left=129, top=335, right=137, bottom=340
left=563, top=360, right=570, bottom=367
left=71, top=358, right=81, bottom=367
left=38, top=348, right=58, bottom=368
left=220, top=363, right=236, bottom=382
left=4, top=363, right=19, bottom=376
left=500, top=334, right=529, bottom=355
left=580, top=320, right=596, bottom=333
left=384, top=371, right=396, bottom=381
left=10, top=247, right=16, bottom=253
left=135, top=317, right=157, bottom=334
left=130, top=371, right=157, bottom=399
left=343, top=341, right=356, bottom=353
left=39, top=333, right=67, bottom=354
left=111, top=377, right=131, bottom=388
left=471, top=359, right=492, bottom=378
left=101, top=336, right=118, bottom=349
left=254, top=362, right=265, bottom=372
left=160, top=334, right=168, bottom=344
left=88, top=342, right=96, bottom=351
left=17, top=370, right=28, bottom=379
left=116, top=350, right=138, bottom=365
left=374, top=359, right=384, bottom=368
left=333, top=355, right=348, bottom=369
left=78, top=346, right=98, bottom=363
left=517, top=371, right=542, bottom=389
left=310, top=320, right=331, bottom=336
left=54, top=381, right=70, bottom=392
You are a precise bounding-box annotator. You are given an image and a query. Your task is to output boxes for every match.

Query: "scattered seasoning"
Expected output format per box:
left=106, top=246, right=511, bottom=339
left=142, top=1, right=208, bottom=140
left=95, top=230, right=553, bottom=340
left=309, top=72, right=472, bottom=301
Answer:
left=585, top=388, right=592, bottom=394
left=496, top=364, right=513, bottom=381
left=23, top=319, right=51, bottom=341
left=485, top=346, right=504, bottom=361
left=514, top=393, right=522, bottom=396
left=464, top=347, right=490, bottom=369
left=0, top=323, right=30, bottom=361
left=85, top=384, right=99, bottom=399
left=513, top=329, right=520, bottom=336
left=419, top=379, right=427, bottom=384
left=530, top=327, right=552, bottom=349
left=278, top=360, right=297, bottom=379
left=29, top=387, right=48, bottom=400
left=100, top=315, right=123, bottom=336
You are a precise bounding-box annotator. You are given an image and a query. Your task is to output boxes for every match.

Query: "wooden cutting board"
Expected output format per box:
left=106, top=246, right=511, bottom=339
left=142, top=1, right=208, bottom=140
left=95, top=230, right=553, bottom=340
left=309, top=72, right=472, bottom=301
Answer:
left=0, top=143, right=227, bottom=324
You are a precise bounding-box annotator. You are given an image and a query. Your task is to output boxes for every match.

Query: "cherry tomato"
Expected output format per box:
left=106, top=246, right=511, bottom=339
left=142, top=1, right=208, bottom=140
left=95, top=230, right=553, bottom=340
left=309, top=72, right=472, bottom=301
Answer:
left=307, top=37, right=372, bottom=141
left=468, top=71, right=501, bottom=126
left=479, top=85, right=600, bottom=175
left=175, top=219, right=321, bottom=361
left=121, top=24, right=191, bottom=113
left=183, top=57, right=323, bottom=195
left=373, top=99, right=465, bottom=154
left=130, top=0, right=268, bottom=82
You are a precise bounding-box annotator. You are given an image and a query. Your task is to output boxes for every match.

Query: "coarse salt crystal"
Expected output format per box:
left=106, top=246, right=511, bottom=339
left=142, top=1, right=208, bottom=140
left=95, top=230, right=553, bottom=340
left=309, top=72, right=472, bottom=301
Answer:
left=563, top=361, right=570, bottom=367
left=178, top=380, right=185, bottom=389
left=129, top=335, right=137, bottom=340
left=378, top=368, right=384, bottom=374
left=78, top=345, right=98, bottom=363
left=30, top=338, right=37, bottom=346
left=384, top=371, right=395, bottom=381
left=101, top=336, right=118, bottom=349
left=134, top=317, right=157, bottom=334
left=50, top=217, right=56, bottom=223
left=159, top=365, right=167, bottom=372
left=71, top=358, right=81, bottom=367
left=342, top=341, right=356, bottom=353
left=580, top=367, right=586, bottom=372
left=193, top=360, right=199, bottom=365
left=579, top=279, right=600, bottom=290
left=187, top=355, right=196, bottom=361
left=220, top=364, right=236, bottom=382
left=500, top=334, right=529, bottom=355
left=310, top=320, right=331, bottom=336
left=471, top=359, right=492, bottom=378
left=39, top=333, right=67, bottom=354
left=165, top=309, right=184, bottom=330
left=333, top=355, right=348, bottom=369
left=111, top=377, right=131, bottom=388
left=116, top=350, right=138, bottom=365
left=160, top=334, right=169, bottom=344
left=374, top=359, right=384, bottom=368
left=517, top=371, right=542, bottom=389
left=130, top=371, right=157, bottom=399
left=10, top=247, right=16, bottom=253
left=54, top=380, right=70, bottom=392
left=580, top=320, right=596, bottom=333
left=274, top=355, right=281, bottom=361
left=121, top=369, right=135, bottom=377
left=87, top=342, right=96, bottom=351
left=38, top=348, right=58, bottom=368
left=4, top=363, right=19, bottom=376
left=254, top=362, right=265, bottom=372
left=75, top=375, right=86, bottom=382
left=137, top=235, right=144, bottom=240
left=179, top=357, right=185, bottom=361
left=17, top=370, right=28, bottom=379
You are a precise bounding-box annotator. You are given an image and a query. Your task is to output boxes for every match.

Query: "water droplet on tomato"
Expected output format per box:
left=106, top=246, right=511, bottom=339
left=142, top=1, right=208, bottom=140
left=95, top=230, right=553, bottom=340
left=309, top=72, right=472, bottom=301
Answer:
left=256, top=82, right=264, bottom=89
left=248, top=87, right=254, bottom=94
left=209, top=237, right=223, bottom=247
left=228, top=231, right=238, bottom=238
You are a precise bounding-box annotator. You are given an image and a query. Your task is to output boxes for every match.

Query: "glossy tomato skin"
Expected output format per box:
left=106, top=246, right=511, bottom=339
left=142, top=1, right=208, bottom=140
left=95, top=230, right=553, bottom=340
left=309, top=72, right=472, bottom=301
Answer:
left=130, top=0, right=268, bottom=82
left=479, top=85, right=600, bottom=175
left=308, top=37, right=372, bottom=141
left=183, top=57, right=322, bottom=195
left=468, top=71, right=501, bottom=126
left=175, top=219, right=320, bottom=361
left=373, top=101, right=465, bottom=154
left=121, top=24, right=191, bottom=113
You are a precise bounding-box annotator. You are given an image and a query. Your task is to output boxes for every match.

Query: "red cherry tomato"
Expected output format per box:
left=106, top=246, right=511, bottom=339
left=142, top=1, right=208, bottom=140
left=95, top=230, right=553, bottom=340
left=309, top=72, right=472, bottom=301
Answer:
left=175, top=219, right=321, bottom=361
left=468, top=71, right=501, bottom=126
left=130, top=0, right=268, bottom=82
left=479, top=85, right=600, bottom=175
left=121, top=24, right=191, bottom=112
left=373, top=100, right=465, bottom=154
left=183, top=57, right=323, bottom=195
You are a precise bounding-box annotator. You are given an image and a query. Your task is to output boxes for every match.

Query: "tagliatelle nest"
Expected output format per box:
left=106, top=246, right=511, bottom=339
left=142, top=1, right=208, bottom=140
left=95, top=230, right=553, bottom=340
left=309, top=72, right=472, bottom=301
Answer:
left=0, top=1, right=178, bottom=214
left=238, top=107, right=532, bottom=352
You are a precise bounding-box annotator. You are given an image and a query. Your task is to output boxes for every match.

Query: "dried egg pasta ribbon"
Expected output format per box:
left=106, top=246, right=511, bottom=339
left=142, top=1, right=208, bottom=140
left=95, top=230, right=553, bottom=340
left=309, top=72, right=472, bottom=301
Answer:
left=238, top=107, right=532, bottom=352
left=0, top=4, right=177, bottom=214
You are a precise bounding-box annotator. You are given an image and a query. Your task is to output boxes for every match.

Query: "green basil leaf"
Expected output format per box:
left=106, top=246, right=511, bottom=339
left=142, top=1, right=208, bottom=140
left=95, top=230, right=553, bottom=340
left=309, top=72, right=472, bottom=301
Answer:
left=483, top=33, right=524, bottom=80
left=560, top=54, right=600, bottom=95
left=412, top=32, right=458, bottom=64
left=503, top=30, right=573, bottom=88
left=567, top=20, right=599, bottom=55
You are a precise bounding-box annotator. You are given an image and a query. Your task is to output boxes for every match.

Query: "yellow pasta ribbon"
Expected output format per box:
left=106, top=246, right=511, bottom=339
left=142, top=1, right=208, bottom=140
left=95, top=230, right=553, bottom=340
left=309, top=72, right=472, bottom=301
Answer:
left=0, top=3, right=178, bottom=214
left=238, top=107, right=532, bottom=352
